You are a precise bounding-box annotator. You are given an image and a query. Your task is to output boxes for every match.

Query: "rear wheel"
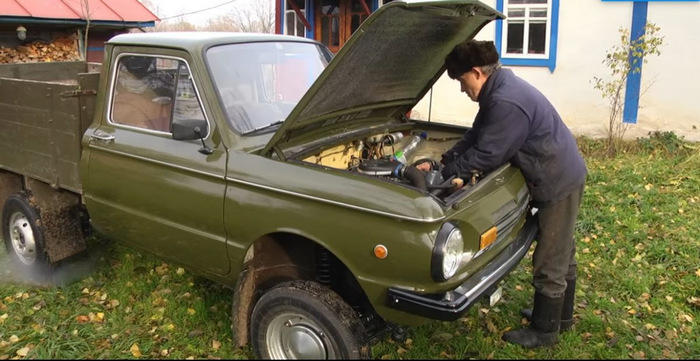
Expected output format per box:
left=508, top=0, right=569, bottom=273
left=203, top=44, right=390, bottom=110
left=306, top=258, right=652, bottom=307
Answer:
left=250, top=280, right=370, bottom=359
left=2, top=191, right=51, bottom=278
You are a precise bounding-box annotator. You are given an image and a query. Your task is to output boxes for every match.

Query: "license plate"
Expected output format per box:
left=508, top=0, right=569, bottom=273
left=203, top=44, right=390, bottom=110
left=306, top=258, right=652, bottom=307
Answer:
left=489, top=286, right=503, bottom=307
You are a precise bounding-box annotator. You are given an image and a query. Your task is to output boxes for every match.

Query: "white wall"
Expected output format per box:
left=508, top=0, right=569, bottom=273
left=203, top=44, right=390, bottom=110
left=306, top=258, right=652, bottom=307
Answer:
left=413, top=0, right=700, bottom=142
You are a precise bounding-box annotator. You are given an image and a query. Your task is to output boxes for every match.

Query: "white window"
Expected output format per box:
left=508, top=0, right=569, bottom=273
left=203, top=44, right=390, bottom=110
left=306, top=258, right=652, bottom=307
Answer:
left=502, top=0, right=551, bottom=58
left=285, top=0, right=307, bottom=37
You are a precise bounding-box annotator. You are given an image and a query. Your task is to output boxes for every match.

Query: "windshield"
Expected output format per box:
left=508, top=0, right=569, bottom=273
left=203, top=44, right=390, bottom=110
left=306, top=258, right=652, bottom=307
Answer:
left=207, top=41, right=331, bottom=134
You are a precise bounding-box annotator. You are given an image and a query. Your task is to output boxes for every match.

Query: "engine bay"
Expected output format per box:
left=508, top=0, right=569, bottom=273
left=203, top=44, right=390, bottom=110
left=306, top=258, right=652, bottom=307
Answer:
left=302, top=129, right=471, bottom=199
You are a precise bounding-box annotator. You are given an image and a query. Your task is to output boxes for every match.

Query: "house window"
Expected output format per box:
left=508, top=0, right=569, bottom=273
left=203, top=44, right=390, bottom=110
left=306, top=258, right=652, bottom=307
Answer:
left=316, top=0, right=370, bottom=53
left=495, top=0, right=559, bottom=72
left=285, top=0, right=307, bottom=37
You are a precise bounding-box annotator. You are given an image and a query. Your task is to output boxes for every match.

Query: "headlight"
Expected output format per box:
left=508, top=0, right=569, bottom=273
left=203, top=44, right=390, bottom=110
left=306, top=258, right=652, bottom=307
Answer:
left=431, top=222, right=464, bottom=282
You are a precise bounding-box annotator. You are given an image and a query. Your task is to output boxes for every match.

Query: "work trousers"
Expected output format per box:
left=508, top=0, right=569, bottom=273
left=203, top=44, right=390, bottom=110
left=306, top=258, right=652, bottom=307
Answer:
left=531, top=182, right=585, bottom=298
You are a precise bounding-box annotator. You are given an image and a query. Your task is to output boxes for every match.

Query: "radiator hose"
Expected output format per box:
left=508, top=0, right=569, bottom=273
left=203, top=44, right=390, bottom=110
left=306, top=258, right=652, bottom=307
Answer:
left=393, top=163, right=428, bottom=191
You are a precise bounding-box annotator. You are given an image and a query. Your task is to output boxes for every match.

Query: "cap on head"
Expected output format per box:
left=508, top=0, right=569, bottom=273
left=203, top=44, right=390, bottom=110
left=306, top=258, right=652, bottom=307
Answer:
left=445, top=40, right=500, bottom=79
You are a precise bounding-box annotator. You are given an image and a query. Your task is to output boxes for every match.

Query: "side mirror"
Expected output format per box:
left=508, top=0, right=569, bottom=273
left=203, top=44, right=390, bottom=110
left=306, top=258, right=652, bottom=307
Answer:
left=171, top=118, right=213, bottom=155
left=172, top=118, right=208, bottom=140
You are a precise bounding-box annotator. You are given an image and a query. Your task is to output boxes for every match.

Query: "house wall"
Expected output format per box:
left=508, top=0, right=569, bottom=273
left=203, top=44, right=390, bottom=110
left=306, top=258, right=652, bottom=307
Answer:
left=413, top=0, right=700, bottom=142
left=87, top=30, right=127, bottom=63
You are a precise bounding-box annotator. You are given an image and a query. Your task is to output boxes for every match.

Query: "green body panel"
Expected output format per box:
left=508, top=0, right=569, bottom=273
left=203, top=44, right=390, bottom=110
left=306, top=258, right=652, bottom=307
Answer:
left=0, top=62, right=99, bottom=193
left=80, top=45, right=230, bottom=277
left=220, top=152, right=527, bottom=324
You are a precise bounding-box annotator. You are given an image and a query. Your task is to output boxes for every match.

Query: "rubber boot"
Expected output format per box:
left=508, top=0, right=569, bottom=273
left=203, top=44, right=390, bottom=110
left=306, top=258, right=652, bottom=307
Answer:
left=502, top=292, right=563, bottom=348
left=520, top=278, right=576, bottom=332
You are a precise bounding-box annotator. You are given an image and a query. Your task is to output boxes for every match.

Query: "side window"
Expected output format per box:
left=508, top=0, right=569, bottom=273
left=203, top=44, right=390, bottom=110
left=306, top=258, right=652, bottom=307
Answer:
left=173, top=64, right=206, bottom=124
left=111, top=55, right=177, bottom=131
left=495, top=0, right=559, bottom=72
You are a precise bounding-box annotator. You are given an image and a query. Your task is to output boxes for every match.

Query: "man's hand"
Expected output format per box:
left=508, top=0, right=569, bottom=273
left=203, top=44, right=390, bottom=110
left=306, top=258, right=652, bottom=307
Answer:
left=452, top=178, right=464, bottom=190
left=415, top=161, right=432, bottom=172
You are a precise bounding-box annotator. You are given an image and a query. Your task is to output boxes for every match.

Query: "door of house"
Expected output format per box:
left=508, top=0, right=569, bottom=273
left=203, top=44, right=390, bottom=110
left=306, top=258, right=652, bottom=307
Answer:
left=315, top=0, right=371, bottom=53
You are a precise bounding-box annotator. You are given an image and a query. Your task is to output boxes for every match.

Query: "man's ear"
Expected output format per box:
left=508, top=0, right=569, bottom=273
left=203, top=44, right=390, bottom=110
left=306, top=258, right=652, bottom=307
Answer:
left=473, top=66, right=486, bottom=79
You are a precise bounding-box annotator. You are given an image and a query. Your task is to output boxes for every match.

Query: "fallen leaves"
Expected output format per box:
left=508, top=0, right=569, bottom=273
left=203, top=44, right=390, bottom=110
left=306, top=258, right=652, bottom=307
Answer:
left=630, top=350, right=646, bottom=359
left=677, top=313, right=693, bottom=323
left=107, top=299, right=120, bottom=309
left=31, top=300, right=45, bottom=311
left=75, top=312, right=105, bottom=324
left=130, top=343, right=142, bottom=357
left=92, top=312, right=105, bottom=323
left=154, top=263, right=170, bottom=276
left=438, top=350, right=455, bottom=359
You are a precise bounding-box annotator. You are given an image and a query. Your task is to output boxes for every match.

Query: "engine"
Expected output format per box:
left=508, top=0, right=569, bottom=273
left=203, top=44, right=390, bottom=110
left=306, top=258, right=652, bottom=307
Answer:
left=302, top=131, right=458, bottom=197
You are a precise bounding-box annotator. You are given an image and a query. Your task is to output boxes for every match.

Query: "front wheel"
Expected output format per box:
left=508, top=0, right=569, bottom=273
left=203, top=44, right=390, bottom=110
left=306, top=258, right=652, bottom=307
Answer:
left=250, top=280, right=370, bottom=360
left=2, top=191, right=51, bottom=279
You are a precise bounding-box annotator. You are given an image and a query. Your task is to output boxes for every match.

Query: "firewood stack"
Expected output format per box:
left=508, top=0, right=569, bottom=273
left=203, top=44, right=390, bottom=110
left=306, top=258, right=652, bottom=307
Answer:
left=0, top=35, right=80, bottom=64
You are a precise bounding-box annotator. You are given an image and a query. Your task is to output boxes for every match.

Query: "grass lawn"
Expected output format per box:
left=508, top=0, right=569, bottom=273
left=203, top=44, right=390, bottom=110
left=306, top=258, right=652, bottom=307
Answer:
left=1, top=133, right=699, bottom=359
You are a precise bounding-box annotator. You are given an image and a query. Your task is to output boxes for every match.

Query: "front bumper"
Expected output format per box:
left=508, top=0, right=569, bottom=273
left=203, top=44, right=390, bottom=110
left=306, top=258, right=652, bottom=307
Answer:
left=386, top=212, right=538, bottom=321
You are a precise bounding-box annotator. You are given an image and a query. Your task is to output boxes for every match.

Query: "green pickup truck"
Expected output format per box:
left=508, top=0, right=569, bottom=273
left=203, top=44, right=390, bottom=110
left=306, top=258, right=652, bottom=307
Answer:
left=0, top=0, right=538, bottom=359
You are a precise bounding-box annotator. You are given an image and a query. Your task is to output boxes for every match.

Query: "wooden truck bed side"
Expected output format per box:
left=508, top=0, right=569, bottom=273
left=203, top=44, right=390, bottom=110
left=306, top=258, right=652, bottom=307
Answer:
left=0, top=61, right=100, bottom=194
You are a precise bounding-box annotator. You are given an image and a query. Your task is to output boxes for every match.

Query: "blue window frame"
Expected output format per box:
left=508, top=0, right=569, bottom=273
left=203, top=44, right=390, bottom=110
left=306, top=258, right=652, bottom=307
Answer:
left=280, top=0, right=314, bottom=39
left=495, top=0, right=559, bottom=72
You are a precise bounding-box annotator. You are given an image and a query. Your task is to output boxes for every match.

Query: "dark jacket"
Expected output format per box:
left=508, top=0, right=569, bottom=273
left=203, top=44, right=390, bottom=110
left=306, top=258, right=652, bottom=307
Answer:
left=441, top=68, right=587, bottom=203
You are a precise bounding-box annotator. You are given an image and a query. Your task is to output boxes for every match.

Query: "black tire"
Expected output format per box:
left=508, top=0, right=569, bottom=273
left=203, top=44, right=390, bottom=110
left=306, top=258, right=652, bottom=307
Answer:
left=2, top=191, right=51, bottom=279
left=250, top=280, right=371, bottom=360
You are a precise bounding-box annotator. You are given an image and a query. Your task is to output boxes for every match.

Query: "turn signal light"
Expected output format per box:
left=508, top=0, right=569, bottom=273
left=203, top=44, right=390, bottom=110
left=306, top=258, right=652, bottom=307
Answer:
left=374, top=245, right=388, bottom=259
left=480, top=227, right=497, bottom=249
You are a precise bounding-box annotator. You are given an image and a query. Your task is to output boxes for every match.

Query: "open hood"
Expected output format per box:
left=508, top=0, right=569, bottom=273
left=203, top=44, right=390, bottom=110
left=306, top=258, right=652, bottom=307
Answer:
left=262, top=0, right=504, bottom=158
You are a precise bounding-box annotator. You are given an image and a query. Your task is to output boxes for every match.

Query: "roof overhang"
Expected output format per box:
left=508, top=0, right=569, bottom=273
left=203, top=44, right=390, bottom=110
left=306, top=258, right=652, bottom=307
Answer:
left=0, top=17, right=155, bottom=28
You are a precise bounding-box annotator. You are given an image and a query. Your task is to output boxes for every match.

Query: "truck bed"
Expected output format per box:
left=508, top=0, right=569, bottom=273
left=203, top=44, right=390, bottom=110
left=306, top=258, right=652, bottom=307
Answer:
left=0, top=61, right=100, bottom=193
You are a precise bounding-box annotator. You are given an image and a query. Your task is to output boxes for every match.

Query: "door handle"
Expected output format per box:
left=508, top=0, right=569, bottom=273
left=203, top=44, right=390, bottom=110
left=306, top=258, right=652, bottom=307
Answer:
left=89, top=131, right=115, bottom=144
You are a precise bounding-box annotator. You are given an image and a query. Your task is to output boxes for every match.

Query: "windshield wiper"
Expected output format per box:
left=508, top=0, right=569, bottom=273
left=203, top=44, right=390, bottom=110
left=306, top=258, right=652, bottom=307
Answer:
left=243, top=120, right=285, bottom=135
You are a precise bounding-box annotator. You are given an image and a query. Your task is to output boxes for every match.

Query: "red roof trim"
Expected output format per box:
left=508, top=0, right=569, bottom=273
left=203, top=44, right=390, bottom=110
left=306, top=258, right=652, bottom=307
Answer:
left=0, top=0, right=159, bottom=22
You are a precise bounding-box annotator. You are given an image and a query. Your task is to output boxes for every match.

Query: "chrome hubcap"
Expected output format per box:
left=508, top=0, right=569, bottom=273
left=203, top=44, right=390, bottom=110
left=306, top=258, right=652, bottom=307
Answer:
left=266, top=312, right=333, bottom=359
left=9, top=212, right=36, bottom=265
